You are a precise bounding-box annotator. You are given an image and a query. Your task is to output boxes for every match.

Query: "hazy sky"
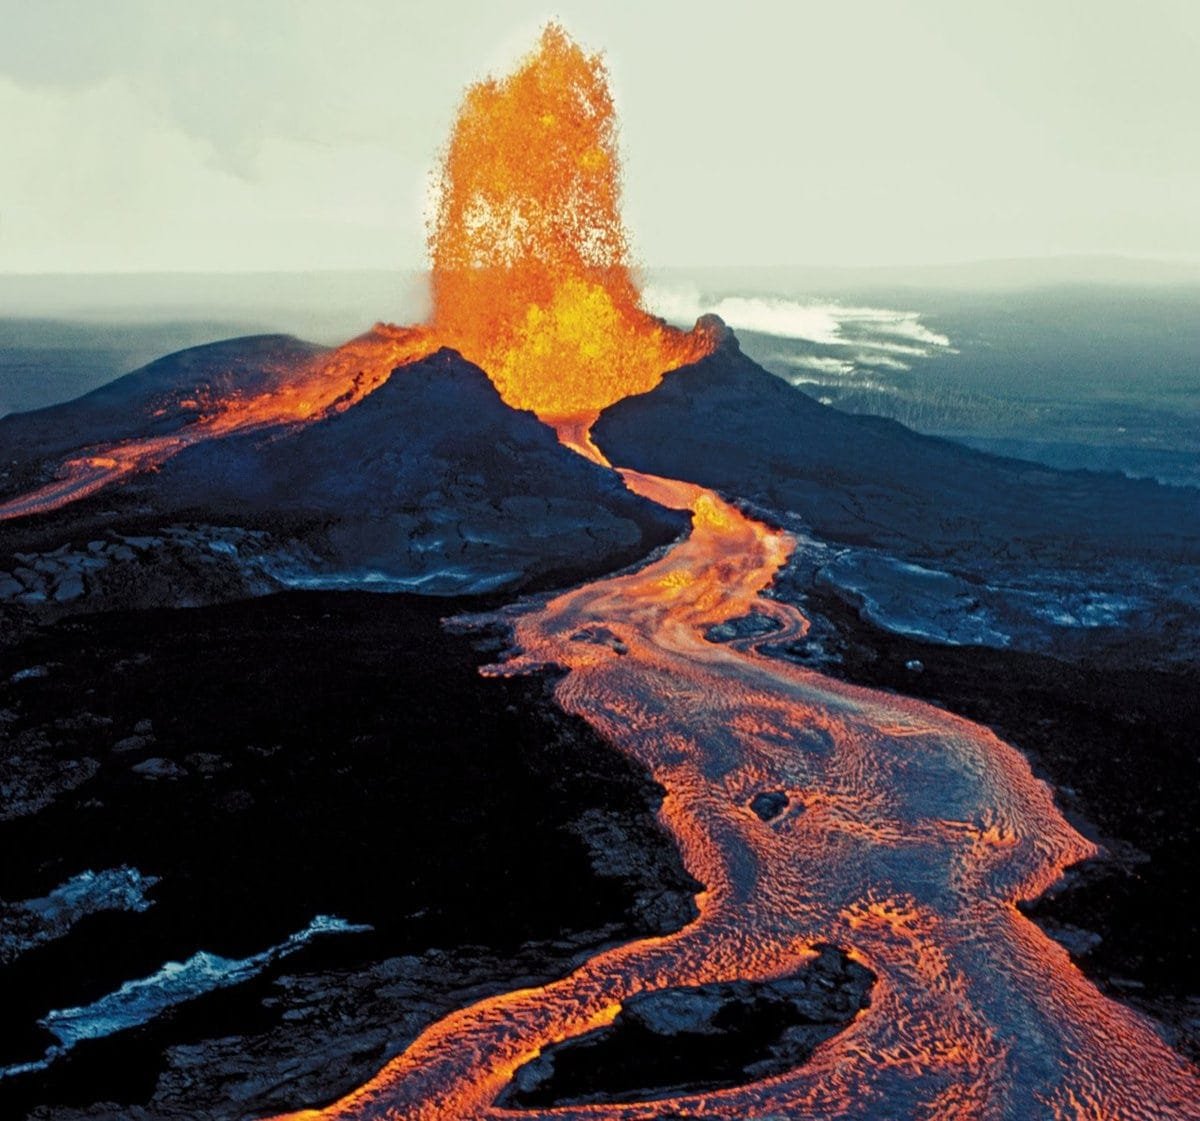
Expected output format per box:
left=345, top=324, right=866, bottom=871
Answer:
left=2, top=0, right=1198, bottom=273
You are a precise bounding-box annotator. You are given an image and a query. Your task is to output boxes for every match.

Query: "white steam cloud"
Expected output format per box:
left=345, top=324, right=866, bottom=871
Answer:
left=642, top=285, right=954, bottom=378
left=778, top=355, right=857, bottom=376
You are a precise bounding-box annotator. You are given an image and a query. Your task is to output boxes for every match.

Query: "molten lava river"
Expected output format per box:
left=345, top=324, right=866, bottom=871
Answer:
left=261, top=466, right=1199, bottom=1121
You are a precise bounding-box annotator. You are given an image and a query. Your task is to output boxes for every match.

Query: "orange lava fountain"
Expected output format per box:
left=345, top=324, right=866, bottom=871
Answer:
left=429, top=24, right=713, bottom=427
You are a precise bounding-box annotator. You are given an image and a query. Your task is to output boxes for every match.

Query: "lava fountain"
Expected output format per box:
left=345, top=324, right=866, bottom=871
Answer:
left=428, top=24, right=713, bottom=429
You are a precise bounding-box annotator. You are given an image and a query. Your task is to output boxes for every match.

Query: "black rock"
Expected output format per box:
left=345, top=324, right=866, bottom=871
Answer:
left=0, top=340, right=688, bottom=611
left=749, top=791, right=789, bottom=821
left=0, top=591, right=700, bottom=1120
left=500, top=945, right=873, bottom=1108
left=0, top=335, right=325, bottom=492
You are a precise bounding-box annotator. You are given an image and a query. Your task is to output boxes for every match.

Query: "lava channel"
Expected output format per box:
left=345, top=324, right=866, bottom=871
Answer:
left=0, top=325, right=434, bottom=522
left=264, top=475, right=1200, bottom=1120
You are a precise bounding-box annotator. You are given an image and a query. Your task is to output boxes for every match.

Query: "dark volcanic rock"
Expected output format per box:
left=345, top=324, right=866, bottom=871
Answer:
left=501, top=944, right=872, bottom=1108
left=135, top=348, right=684, bottom=590
left=0, top=336, right=324, bottom=498
left=0, top=868, right=157, bottom=968
left=705, top=610, right=783, bottom=644
left=749, top=791, right=789, bottom=822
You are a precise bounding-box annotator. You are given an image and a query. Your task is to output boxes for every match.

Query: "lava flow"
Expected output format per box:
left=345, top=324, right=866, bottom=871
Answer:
left=0, top=325, right=433, bottom=520
left=262, top=476, right=1199, bottom=1120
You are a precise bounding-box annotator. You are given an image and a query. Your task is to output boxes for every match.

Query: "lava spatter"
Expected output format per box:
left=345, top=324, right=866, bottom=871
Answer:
left=428, top=24, right=712, bottom=423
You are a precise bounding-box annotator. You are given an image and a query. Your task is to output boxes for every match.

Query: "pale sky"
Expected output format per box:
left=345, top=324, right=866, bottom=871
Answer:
left=2, top=0, right=1198, bottom=273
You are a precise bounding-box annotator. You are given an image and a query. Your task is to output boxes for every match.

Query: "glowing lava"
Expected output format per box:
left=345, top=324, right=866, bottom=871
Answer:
left=429, top=24, right=711, bottom=423
left=266, top=479, right=1200, bottom=1120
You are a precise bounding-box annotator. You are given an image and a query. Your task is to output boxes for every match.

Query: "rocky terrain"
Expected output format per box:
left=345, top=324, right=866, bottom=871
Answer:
left=0, top=336, right=323, bottom=487
left=502, top=947, right=873, bottom=1108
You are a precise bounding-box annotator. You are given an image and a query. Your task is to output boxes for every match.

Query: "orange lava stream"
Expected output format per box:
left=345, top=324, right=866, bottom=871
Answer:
left=0, top=326, right=432, bottom=521
left=265, top=477, right=1200, bottom=1121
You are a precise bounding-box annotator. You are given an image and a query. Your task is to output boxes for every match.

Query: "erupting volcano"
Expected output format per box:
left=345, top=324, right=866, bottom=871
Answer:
left=0, top=26, right=710, bottom=521
left=3, top=20, right=1199, bottom=1121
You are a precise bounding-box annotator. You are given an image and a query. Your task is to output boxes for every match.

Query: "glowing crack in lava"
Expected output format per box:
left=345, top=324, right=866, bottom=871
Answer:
left=269, top=476, right=1200, bottom=1120
left=0, top=25, right=710, bottom=521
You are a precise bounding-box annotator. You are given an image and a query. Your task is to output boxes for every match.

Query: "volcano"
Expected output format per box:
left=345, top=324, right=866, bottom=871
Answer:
left=3, top=22, right=1200, bottom=1121
left=0, top=339, right=685, bottom=607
